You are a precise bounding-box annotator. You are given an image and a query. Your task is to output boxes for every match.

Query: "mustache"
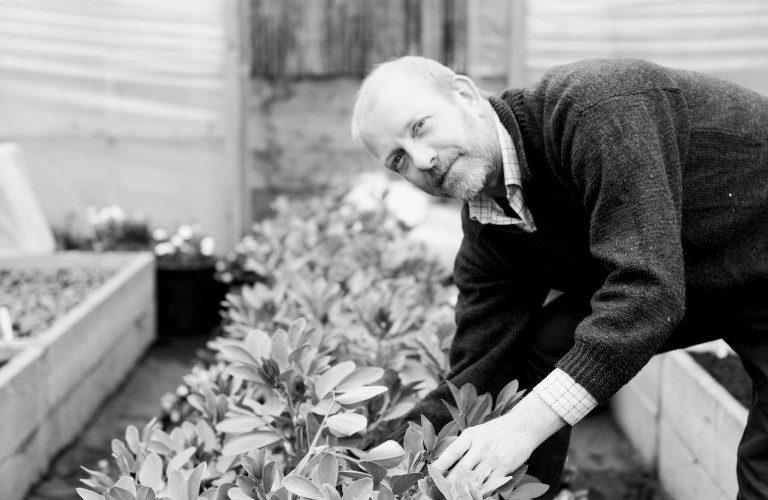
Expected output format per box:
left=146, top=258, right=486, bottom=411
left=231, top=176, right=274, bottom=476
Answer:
left=429, top=151, right=461, bottom=184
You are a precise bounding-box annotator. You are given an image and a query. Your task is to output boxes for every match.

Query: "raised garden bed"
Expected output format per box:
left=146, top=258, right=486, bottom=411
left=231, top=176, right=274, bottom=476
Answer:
left=689, top=352, right=751, bottom=408
left=0, top=252, right=156, bottom=500
left=611, top=349, right=748, bottom=500
left=1, top=266, right=115, bottom=338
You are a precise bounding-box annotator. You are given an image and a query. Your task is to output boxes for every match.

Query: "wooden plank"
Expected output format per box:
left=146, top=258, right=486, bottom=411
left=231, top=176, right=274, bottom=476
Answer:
left=659, top=352, right=746, bottom=498
left=43, top=304, right=153, bottom=457
left=223, top=0, right=248, bottom=242
left=507, top=0, right=527, bottom=87
left=658, top=421, right=730, bottom=500
left=610, top=379, right=659, bottom=467
left=421, top=0, right=444, bottom=62
left=0, top=348, right=46, bottom=464
left=42, top=254, right=154, bottom=406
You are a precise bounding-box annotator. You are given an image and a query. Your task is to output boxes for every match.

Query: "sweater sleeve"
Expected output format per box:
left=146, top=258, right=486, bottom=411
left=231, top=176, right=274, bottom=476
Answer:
left=390, top=211, right=549, bottom=441
left=555, top=90, right=688, bottom=403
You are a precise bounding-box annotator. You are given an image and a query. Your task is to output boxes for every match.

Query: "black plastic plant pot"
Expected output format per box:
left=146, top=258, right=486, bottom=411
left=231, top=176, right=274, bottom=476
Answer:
left=155, top=258, right=228, bottom=337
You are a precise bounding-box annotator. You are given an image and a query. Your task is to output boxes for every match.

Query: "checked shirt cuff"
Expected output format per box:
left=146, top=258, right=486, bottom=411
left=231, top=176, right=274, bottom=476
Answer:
left=532, top=368, right=598, bottom=426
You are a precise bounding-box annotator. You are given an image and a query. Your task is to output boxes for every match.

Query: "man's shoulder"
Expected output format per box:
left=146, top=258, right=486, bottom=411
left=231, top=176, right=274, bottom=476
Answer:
left=526, top=58, right=680, bottom=114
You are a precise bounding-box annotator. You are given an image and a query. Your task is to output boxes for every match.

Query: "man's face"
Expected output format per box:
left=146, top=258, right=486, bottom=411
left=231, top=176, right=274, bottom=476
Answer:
left=356, top=74, right=498, bottom=200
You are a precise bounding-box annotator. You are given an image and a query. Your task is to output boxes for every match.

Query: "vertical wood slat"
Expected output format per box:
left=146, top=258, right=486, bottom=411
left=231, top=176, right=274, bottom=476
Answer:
left=249, top=0, right=467, bottom=78
left=507, top=0, right=527, bottom=87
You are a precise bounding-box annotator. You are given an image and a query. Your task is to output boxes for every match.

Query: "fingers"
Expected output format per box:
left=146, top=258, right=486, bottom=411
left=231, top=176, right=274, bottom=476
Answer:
left=446, top=449, right=481, bottom=482
left=431, top=434, right=471, bottom=473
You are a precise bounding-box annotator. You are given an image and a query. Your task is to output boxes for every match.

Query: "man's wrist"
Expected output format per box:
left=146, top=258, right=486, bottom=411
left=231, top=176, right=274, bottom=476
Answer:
left=501, top=390, right=567, bottom=448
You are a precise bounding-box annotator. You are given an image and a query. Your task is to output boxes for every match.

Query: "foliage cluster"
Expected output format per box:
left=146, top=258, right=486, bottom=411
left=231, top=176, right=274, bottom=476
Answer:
left=77, top=192, right=547, bottom=500
left=54, top=205, right=216, bottom=266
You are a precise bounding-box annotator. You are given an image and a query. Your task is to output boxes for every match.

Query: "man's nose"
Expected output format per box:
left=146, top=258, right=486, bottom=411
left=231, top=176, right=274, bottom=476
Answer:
left=409, top=145, right=436, bottom=171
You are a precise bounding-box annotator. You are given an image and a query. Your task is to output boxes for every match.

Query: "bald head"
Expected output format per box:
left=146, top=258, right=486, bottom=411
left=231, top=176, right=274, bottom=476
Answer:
left=350, top=56, right=458, bottom=139
left=349, top=56, right=501, bottom=201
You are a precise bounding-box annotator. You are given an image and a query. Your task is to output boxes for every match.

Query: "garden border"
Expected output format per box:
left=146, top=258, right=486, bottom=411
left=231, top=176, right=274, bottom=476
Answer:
left=0, top=252, right=156, bottom=500
left=610, top=349, right=748, bottom=499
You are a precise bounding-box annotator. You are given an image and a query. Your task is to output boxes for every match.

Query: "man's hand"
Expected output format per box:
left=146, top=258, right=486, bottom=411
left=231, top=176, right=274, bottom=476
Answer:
left=431, top=391, right=567, bottom=482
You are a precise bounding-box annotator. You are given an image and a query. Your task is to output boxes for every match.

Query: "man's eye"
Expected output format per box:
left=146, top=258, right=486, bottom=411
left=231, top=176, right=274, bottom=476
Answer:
left=391, top=152, right=405, bottom=173
left=413, top=119, right=425, bottom=136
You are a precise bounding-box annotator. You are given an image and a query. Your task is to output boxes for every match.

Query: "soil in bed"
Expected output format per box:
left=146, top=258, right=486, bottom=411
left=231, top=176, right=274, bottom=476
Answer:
left=689, top=352, right=752, bottom=408
left=0, top=266, right=116, bottom=339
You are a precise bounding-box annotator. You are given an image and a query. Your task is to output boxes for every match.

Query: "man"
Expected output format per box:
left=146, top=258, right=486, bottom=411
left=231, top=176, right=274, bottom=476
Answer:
left=350, top=56, right=768, bottom=499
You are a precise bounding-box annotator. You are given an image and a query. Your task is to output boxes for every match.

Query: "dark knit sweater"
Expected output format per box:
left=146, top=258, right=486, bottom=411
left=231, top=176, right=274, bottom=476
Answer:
left=394, top=58, right=768, bottom=437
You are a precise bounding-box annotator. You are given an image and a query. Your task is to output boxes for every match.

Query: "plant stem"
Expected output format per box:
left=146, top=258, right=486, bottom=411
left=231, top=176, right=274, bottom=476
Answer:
left=289, top=395, right=334, bottom=475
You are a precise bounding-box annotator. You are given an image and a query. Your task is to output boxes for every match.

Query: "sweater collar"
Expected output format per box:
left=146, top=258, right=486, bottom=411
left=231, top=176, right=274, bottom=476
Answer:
left=488, top=93, right=532, bottom=189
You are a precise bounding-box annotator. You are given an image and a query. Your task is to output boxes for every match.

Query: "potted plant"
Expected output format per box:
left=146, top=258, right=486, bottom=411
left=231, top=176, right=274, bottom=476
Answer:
left=153, top=225, right=228, bottom=337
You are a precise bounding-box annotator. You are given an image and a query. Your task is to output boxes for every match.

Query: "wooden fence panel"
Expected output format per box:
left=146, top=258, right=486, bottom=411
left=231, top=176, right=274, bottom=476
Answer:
left=0, top=0, right=247, bottom=249
left=249, top=0, right=467, bottom=78
left=522, top=0, right=768, bottom=95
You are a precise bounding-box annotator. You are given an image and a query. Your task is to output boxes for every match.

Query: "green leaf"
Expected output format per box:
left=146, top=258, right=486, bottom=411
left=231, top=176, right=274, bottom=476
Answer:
left=446, top=381, right=461, bottom=407
left=466, top=394, right=492, bottom=426
left=458, top=384, right=477, bottom=414
left=111, top=439, right=136, bottom=471
left=245, top=329, right=273, bottom=360
left=222, top=431, right=282, bottom=456
left=282, top=475, right=323, bottom=500
left=197, top=420, right=218, bottom=451
left=137, top=452, right=163, bottom=491
left=420, top=415, right=436, bottom=452
left=187, top=463, right=207, bottom=498
left=227, top=364, right=262, bottom=382
left=326, top=413, right=367, bottom=437
left=358, top=461, right=386, bottom=484
left=287, top=317, right=308, bottom=341
left=376, top=485, right=396, bottom=500
left=169, top=446, right=196, bottom=471
left=146, top=440, right=172, bottom=455
left=359, top=440, right=404, bottom=468
left=310, top=398, right=341, bottom=416
left=270, top=329, right=291, bottom=370
left=317, top=454, right=339, bottom=487
left=216, top=416, right=266, bottom=434
left=76, top=489, right=104, bottom=500
left=442, top=401, right=466, bottom=430
left=219, top=344, right=259, bottom=366
left=341, top=477, right=373, bottom=500
left=436, top=421, right=459, bottom=441
left=335, top=386, right=387, bottom=405
left=270, top=486, right=290, bottom=500
left=427, top=465, right=453, bottom=500
left=506, top=482, right=549, bottom=499
left=479, top=476, right=513, bottom=496
left=433, top=436, right=458, bottom=458
left=125, top=426, right=141, bottom=455
left=390, top=473, right=422, bottom=495
left=114, top=477, right=136, bottom=496
left=403, top=426, right=424, bottom=457
left=496, top=380, right=519, bottom=408
left=336, top=367, right=385, bottom=391
left=315, top=361, right=356, bottom=399
left=136, top=486, right=157, bottom=500
left=105, top=487, right=134, bottom=500
left=166, top=469, right=188, bottom=500
left=80, top=466, right=115, bottom=489
left=321, top=483, right=342, bottom=500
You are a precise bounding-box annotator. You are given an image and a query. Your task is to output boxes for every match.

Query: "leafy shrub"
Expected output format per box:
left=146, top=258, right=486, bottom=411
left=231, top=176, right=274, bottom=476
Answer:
left=77, top=193, right=547, bottom=500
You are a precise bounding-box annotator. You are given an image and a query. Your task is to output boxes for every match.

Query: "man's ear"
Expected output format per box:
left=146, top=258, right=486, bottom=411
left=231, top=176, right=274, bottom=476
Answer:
left=451, top=75, right=482, bottom=113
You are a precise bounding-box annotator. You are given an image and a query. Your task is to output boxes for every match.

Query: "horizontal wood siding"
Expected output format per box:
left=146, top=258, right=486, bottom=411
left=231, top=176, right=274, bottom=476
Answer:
left=0, top=0, right=246, bottom=248
left=523, top=0, right=768, bottom=95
